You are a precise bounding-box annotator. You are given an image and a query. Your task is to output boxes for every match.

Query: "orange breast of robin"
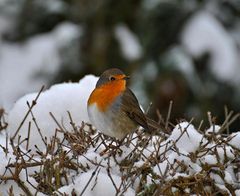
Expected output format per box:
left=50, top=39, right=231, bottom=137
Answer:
left=88, top=78, right=126, bottom=112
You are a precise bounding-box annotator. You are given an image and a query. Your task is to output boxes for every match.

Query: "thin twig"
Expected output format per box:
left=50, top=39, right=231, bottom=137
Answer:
left=165, top=101, right=173, bottom=129
left=12, top=86, right=44, bottom=140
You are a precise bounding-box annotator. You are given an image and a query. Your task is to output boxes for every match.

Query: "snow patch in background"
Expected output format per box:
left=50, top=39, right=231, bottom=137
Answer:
left=0, top=22, right=81, bottom=110
left=0, top=15, right=13, bottom=36
left=34, top=0, right=67, bottom=14
left=182, top=11, right=240, bottom=84
left=7, top=75, right=98, bottom=151
left=114, top=24, right=142, bottom=61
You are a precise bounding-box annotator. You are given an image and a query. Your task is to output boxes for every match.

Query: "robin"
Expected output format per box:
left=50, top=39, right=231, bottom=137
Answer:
left=87, top=68, right=160, bottom=140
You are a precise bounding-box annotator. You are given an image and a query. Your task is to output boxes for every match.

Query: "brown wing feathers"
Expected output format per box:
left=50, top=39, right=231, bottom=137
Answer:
left=121, top=88, right=150, bottom=130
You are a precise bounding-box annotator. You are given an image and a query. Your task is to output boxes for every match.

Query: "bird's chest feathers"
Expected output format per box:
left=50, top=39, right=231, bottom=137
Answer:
left=88, top=80, right=125, bottom=111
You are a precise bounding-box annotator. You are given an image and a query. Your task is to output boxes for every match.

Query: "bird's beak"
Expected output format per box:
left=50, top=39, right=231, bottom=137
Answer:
left=123, top=76, right=130, bottom=80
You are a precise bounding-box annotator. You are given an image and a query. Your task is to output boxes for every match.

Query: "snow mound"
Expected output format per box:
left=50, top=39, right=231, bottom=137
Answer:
left=7, top=75, right=98, bottom=151
left=168, top=122, right=206, bottom=153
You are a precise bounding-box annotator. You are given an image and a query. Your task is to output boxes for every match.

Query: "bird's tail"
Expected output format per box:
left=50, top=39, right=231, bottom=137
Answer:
left=145, top=116, right=169, bottom=136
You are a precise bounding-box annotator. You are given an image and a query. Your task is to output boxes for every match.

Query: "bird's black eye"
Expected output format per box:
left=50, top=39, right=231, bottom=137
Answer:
left=109, top=76, right=116, bottom=81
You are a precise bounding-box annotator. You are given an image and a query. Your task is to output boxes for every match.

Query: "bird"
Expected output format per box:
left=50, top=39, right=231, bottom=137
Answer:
left=87, top=68, right=160, bottom=140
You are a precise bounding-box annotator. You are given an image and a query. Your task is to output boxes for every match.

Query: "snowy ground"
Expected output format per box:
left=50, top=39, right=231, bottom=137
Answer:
left=0, top=75, right=240, bottom=195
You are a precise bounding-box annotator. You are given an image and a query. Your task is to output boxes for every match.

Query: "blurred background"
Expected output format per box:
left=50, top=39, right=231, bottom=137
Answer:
left=0, top=0, right=240, bottom=130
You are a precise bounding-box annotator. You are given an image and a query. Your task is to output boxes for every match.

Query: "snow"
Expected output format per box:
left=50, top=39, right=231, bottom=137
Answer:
left=206, top=125, right=221, bottom=134
left=236, top=190, right=240, bottom=196
left=142, top=62, right=158, bottom=82
left=216, top=146, right=235, bottom=161
left=224, top=171, right=234, bottom=184
left=7, top=75, right=98, bottom=152
left=58, top=171, right=135, bottom=196
left=77, top=150, right=119, bottom=175
left=153, top=160, right=168, bottom=176
left=0, top=22, right=81, bottom=110
left=114, top=24, right=142, bottom=61
left=34, top=0, right=67, bottom=14
left=168, top=122, right=206, bottom=153
left=142, top=0, right=163, bottom=10
left=166, top=47, right=195, bottom=76
left=182, top=11, right=240, bottom=84
left=200, top=154, right=217, bottom=165
left=0, top=15, right=13, bottom=36
left=229, top=132, right=240, bottom=150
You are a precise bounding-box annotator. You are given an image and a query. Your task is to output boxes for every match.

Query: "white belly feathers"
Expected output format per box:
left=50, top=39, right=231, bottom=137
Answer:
left=87, top=103, right=116, bottom=138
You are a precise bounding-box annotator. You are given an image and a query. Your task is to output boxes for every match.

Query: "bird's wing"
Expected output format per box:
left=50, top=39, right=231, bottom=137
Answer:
left=120, top=88, right=149, bottom=130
